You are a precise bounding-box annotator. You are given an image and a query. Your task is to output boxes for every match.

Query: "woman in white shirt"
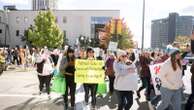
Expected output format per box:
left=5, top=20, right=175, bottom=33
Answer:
left=157, top=49, right=183, bottom=110
left=113, top=50, right=138, bottom=110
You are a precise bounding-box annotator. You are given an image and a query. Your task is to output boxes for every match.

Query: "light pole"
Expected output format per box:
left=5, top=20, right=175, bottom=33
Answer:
left=141, top=0, right=145, bottom=49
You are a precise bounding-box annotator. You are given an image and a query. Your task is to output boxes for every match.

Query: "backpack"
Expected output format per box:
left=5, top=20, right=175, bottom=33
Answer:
left=36, top=60, right=45, bottom=73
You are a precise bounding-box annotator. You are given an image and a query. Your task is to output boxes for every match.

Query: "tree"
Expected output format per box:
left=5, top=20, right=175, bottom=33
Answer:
left=28, top=10, right=64, bottom=48
left=117, top=25, right=134, bottom=49
left=99, top=18, right=134, bottom=49
left=174, top=36, right=190, bottom=50
left=175, top=36, right=190, bottom=44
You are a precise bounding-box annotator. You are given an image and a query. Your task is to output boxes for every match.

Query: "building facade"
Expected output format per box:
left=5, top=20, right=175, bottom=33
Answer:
left=32, top=0, right=57, bottom=10
left=151, top=13, right=194, bottom=48
left=0, top=10, right=119, bottom=47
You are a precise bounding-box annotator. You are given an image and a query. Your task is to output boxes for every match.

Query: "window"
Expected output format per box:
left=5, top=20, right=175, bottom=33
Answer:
left=24, top=17, right=28, bottom=23
left=63, top=16, right=67, bottom=23
left=0, top=29, right=2, bottom=34
left=16, top=30, right=19, bottom=36
left=16, top=17, right=20, bottom=23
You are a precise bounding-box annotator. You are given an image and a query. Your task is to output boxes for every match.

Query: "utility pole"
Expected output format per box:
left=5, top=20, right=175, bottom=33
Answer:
left=141, top=0, right=145, bottom=49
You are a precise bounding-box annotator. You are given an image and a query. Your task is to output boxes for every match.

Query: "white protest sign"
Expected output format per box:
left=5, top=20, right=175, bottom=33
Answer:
left=182, top=65, right=192, bottom=95
left=149, top=63, right=163, bottom=95
left=108, top=41, right=118, bottom=52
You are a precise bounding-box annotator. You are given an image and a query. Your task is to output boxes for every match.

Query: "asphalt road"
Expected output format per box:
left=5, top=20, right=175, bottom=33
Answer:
left=0, top=68, right=150, bottom=110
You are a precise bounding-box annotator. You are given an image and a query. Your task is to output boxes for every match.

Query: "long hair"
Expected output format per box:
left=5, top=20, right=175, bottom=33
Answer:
left=66, top=48, right=75, bottom=66
left=170, top=51, right=181, bottom=71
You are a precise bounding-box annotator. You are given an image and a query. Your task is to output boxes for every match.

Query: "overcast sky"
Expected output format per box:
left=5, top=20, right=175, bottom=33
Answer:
left=0, top=0, right=194, bottom=48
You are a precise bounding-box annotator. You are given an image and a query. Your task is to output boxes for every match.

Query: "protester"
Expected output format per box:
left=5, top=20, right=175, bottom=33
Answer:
left=185, top=57, right=194, bottom=110
left=83, top=48, right=98, bottom=109
left=12, top=48, right=19, bottom=65
left=137, top=51, right=152, bottom=100
left=63, top=47, right=76, bottom=109
left=113, top=49, right=138, bottom=110
left=105, top=52, right=115, bottom=95
left=185, top=32, right=194, bottom=110
left=157, top=48, right=183, bottom=110
left=35, top=49, right=53, bottom=99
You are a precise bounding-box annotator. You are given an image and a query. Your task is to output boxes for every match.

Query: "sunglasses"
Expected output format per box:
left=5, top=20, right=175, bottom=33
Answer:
left=121, top=55, right=127, bottom=57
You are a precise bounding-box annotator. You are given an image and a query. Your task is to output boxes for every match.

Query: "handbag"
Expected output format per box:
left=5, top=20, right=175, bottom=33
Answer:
left=51, top=73, right=66, bottom=94
left=97, top=82, right=107, bottom=94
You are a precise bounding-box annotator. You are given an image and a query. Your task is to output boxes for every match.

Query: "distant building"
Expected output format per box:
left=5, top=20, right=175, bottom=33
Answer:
left=3, top=5, right=17, bottom=10
left=32, top=0, right=57, bottom=10
left=151, top=13, right=194, bottom=48
left=0, top=10, right=119, bottom=47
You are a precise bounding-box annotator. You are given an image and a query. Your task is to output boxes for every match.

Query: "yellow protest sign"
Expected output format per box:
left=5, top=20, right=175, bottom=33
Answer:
left=75, top=59, right=105, bottom=84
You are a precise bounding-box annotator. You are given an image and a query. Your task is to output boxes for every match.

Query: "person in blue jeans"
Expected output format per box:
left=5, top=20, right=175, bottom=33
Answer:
left=157, top=49, right=183, bottom=110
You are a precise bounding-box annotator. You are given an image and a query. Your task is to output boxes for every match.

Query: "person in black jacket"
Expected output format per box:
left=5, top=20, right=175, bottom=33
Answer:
left=63, top=48, right=76, bottom=109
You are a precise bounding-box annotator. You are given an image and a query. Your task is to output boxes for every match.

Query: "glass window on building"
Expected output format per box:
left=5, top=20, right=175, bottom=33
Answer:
left=91, top=17, right=112, bottom=38
left=63, top=16, right=67, bottom=23
left=16, top=17, right=20, bottom=23
left=16, top=30, right=20, bottom=36
left=24, top=17, right=28, bottom=23
left=0, top=29, right=2, bottom=34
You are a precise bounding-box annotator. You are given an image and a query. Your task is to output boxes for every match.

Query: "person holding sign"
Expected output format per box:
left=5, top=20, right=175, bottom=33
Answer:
left=157, top=49, right=183, bottom=110
left=83, top=48, right=98, bottom=109
left=113, top=49, right=138, bottom=110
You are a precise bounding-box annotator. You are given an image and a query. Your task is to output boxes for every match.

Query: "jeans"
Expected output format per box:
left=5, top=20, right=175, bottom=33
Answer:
left=157, top=87, right=182, bottom=110
left=63, top=75, right=76, bottom=107
left=83, top=84, right=97, bottom=106
left=38, top=75, right=52, bottom=95
left=108, top=76, right=115, bottom=93
left=116, top=90, right=133, bottom=110
left=137, top=76, right=151, bottom=100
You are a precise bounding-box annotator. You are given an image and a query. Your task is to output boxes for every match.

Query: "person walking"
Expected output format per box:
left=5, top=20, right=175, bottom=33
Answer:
left=83, top=48, right=98, bottom=109
left=156, top=49, right=183, bottom=110
left=105, top=52, right=115, bottom=95
left=35, top=49, right=53, bottom=99
left=62, top=48, right=76, bottom=109
left=137, top=52, right=152, bottom=101
left=185, top=32, right=194, bottom=110
left=113, top=50, right=138, bottom=110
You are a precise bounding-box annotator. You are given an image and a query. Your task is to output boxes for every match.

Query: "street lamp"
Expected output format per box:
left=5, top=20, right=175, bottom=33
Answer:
left=141, top=0, right=145, bottom=50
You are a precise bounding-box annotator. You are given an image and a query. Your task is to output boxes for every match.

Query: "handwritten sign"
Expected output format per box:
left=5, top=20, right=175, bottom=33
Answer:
left=150, top=63, right=163, bottom=95
left=75, top=59, right=105, bottom=84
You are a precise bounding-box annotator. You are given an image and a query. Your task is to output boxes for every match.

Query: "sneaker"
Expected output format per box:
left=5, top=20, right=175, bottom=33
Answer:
left=91, top=105, right=96, bottom=110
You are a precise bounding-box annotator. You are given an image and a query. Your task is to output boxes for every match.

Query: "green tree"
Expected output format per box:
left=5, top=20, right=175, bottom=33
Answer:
left=28, top=10, right=63, bottom=48
left=175, top=36, right=190, bottom=44
left=118, top=28, right=134, bottom=50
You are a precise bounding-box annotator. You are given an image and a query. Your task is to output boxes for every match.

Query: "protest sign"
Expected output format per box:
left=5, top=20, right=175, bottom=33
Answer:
left=75, top=59, right=105, bottom=84
left=149, top=63, right=163, bottom=95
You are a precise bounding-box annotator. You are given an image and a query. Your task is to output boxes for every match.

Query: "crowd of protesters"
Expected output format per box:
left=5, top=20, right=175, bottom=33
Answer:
left=1, top=32, right=194, bottom=110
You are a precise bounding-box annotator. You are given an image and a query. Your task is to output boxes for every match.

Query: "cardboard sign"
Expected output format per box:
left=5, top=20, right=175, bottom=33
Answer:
left=75, top=59, right=105, bottom=84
